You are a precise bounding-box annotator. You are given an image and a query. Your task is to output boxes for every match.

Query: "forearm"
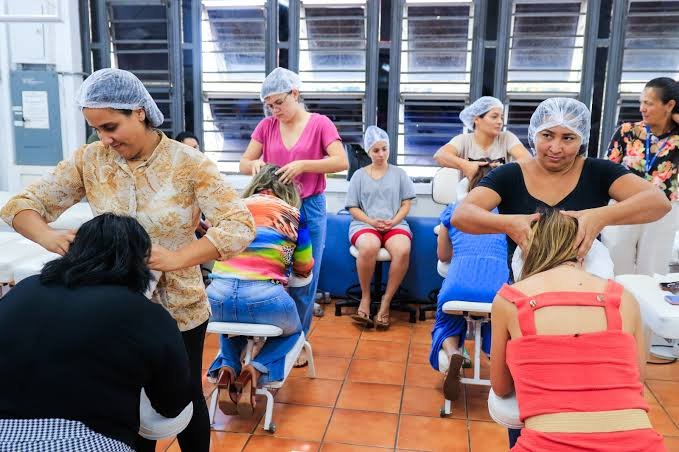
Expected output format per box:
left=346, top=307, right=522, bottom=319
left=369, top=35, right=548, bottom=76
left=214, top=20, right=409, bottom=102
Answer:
left=175, top=237, right=221, bottom=269
left=302, top=155, right=348, bottom=174
left=348, top=207, right=373, bottom=225
left=11, top=209, right=54, bottom=247
left=600, top=189, right=671, bottom=226
left=434, top=146, right=467, bottom=171
left=391, top=202, right=411, bottom=225
left=239, top=157, right=256, bottom=175
left=451, top=203, right=510, bottom=235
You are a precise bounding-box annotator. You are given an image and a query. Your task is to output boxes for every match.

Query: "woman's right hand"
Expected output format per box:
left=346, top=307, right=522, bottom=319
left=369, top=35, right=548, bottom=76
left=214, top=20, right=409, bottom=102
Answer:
left=40, top=229, right=76, bottom=256
left=505, top=213, right=540, bottom=253
left=251, top=159, right=266, bottom=175
left=462, top=160, right=488, bottom=180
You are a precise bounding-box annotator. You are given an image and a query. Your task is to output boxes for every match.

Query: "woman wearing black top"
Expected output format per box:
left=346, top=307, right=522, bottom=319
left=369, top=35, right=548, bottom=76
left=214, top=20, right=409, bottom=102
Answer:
left=0, top=214, right=191, bottom=451
left=452, top=97, right=671, bottom=267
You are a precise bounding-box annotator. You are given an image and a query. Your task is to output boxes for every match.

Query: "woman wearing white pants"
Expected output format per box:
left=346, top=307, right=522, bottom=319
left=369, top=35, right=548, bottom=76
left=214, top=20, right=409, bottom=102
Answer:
left=604, top=77, right=679, bottom=275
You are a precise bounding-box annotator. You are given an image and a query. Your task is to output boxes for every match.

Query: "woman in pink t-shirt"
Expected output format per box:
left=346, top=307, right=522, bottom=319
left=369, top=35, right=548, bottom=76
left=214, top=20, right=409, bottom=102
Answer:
left=240, top=68, right=348, bottom=336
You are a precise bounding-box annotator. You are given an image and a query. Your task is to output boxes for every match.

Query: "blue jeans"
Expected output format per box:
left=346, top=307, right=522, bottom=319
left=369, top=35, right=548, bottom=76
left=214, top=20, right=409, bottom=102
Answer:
left=206, top=278, right=301, bottom=384
left=288, top=193, right=327, bottom=333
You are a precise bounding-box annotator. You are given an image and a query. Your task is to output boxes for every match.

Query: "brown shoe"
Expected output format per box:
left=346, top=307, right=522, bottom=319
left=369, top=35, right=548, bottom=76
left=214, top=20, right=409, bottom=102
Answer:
left=443, top=353, right=464, bottom=401
left=216, top=367, right=239, bottom=415
left=350, top=309, right=374, bottom=328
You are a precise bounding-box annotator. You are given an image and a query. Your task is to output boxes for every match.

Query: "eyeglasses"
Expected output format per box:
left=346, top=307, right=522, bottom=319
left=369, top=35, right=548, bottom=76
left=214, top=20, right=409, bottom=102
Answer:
left=264, top=92, right=291, bottom=111
left=660, top=281, right=679, bottom=294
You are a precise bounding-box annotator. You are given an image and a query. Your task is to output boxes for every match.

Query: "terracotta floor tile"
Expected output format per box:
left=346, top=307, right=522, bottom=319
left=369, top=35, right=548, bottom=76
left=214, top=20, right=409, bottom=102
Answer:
left=203, top=346, right=220, bottom=369
left=664, top=405, right=679, bottom=428
left=254, top=403, right=332, bottom=441
left=202, top=371, right=216, bottom=398
left=155, top=436, right=175, bottom=451
left=210, top=432, right=251, bottom=452
left=397, top=415, right=469, bottom=451
left=408, top=341, right=432, bottom=365
left=465, top=385, right=492, bottom=422
left=645, top=384, right=660, bottom=404
left=648, top=403, right=679, bottom=437
left=275, top=377, right=343, bottom=407
left=336, top=381, right=403, bottom=413
left=648, top=380, right=679, bottom=406
left=663, top=436, right=679, bottom=451
left=205, top=332, right=220, bottom=348
left=243, top=436, right=320, bottom=451
left=360, top=323, right=412, bottom=343
left=401, top=385, right=466, bottom=419
left=469, top=421, right=509, bottom=452
left=404, top=363, right=443, bottom=389
left=309, top=336, right=358, bottom=358
left=354, top=340, right=408, bottom=362
left=325, top=409, right=398, bottom=448
left=311, top=319, right=363, bottom=339
left=320, top=443, right=388, bottom=451
left=411, top=326, right=433, bottom=345
left=645, top=361, right=679, bottom=381
left=211, top=395, right=266, bottom=433
left=290, top=355, right=351, bottom=381
left=347, top=359, right=406, bottom=385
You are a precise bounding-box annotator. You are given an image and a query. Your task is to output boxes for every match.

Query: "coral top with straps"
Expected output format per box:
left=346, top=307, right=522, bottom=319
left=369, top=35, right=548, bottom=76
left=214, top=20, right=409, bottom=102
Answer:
left=498, top=280, right=666, bottom=452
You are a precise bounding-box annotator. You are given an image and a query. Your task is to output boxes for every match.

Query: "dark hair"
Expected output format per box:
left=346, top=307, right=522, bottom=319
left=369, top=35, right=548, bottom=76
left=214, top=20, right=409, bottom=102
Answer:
left=645, top=78, right=679, bottom=113
left=468, top=164, right=493, bottom=191
left=40, top=213, right=153, bottom=293
left=119, top=109, right=152, bottom=127
left=175, top=131, right=200, bottom=145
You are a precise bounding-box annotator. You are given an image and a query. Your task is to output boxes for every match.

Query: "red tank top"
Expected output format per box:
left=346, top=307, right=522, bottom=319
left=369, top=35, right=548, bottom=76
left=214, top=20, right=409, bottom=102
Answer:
left=498, top=280, right=648, bottom=421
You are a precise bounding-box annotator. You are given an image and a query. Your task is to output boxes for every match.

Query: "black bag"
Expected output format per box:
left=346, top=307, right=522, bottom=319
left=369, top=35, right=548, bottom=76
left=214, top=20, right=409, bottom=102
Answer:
left=345, top=143, right=371, bottom=181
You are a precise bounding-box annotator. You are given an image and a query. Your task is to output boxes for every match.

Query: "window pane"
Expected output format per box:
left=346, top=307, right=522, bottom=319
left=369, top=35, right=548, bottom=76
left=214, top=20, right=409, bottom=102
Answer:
left=620, top=0, right=679, bottom=93
left=507, top=1, right=585, bottom=93
left=505, top=99, right=544, bottom=148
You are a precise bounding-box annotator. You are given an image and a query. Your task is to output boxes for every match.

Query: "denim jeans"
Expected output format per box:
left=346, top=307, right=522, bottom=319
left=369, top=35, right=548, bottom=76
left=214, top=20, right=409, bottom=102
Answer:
left=288, top=193, right=327, bottom=333
left=206, top=278, right=301, bottom=384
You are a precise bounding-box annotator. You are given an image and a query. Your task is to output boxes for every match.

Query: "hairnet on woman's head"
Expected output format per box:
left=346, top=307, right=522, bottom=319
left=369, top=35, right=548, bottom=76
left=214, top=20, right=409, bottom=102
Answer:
left=260, top=68, right=301, bottom=101
left=528, top=98, right=591, bottom=152
left=364, top=125, right=389, bottom=152
left=459, top=96, right=504, bottom=130
left=76, top=68, right=164, bottom=127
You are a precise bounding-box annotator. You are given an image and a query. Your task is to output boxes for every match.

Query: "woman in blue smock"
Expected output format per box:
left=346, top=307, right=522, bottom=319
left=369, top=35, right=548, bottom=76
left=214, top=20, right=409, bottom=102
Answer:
left=429, top=166, right=508, bottom=402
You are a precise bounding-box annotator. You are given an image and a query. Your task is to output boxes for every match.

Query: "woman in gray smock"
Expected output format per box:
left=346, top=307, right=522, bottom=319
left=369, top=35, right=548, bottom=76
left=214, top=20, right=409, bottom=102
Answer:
left=345, top=126, right=416, bottom=328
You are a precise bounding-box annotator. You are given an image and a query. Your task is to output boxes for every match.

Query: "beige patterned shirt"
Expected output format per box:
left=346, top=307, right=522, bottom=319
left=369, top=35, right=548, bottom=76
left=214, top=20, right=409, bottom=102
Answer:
left=1, top=133, right=255, bottom=331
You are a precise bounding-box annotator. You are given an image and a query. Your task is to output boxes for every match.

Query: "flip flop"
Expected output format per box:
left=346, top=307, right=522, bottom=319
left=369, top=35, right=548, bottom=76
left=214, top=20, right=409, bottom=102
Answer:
left=351, top=309, right=374, bottom=327
left=443, top=353, right=464, bottom=401
left=374, top=312, right=390, bottom=330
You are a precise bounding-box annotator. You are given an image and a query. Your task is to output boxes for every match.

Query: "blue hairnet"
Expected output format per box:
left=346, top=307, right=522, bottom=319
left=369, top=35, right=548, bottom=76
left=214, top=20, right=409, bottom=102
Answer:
left=260, top=68, right=301, bottom=101
left=76, top=68, right=164, bottom=127
left=459, top=96, right=504, bottom=130
left=528, top=98, right=591, bottom=152
left=364, top=125, right=389, bottom=152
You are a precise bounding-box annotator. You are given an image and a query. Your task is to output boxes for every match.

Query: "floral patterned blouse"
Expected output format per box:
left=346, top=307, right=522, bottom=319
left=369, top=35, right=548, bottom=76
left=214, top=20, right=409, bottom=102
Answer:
left=607, top=121, right=679, bottom=201
left=1, top=132, right=256, bottom=331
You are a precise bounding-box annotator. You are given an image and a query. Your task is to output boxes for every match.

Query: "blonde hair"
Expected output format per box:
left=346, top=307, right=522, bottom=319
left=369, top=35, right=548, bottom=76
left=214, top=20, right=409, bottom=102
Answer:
left=242, top=164, right=301, bottom=208
left=519, top=208, right=579, bottom=280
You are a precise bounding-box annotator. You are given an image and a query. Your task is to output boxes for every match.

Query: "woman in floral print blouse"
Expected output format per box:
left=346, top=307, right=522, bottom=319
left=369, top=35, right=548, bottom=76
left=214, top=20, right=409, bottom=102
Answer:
left=0, top=69, right=256, bottom=452
left=604, top=77, right=679, bottom=275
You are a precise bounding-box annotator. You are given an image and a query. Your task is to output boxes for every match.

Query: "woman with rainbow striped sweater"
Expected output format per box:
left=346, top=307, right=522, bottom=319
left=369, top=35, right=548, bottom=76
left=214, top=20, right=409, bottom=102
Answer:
left=206, top=165, right=313, bottom=418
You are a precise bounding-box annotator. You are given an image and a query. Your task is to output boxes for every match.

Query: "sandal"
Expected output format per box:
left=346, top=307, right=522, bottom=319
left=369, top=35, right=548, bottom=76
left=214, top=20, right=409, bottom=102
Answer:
left=216, top=367, right=239, bottom=415
left=350, top=308, right=374, bottom=327
left=443, top=353, right=464, bottom=401
left=234, top=369, right=256, bottom=418
left=374, top=312, right=390, bottom=329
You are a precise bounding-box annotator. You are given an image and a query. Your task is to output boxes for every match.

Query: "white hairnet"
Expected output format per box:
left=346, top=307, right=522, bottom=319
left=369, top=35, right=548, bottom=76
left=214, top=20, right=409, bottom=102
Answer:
left=364, top=125, right=389, bottom=152
left=512, top=239, right=614, bottom=281
left=76, top=68, right=164, bottom=127
left=260, top=67, right=301, bottom=101
left=459, top=96, right=504, bottom=130
left=528, top=98, right=591, bottom=152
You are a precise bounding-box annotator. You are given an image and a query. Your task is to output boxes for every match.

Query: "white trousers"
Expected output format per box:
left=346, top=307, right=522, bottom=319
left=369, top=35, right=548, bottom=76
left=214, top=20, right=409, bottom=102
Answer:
left=602, top=202, right=679, bottom=276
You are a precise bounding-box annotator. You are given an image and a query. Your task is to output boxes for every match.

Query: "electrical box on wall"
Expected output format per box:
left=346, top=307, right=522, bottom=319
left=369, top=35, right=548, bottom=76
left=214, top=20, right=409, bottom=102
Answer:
left=10, top=64, right=63, bottom=166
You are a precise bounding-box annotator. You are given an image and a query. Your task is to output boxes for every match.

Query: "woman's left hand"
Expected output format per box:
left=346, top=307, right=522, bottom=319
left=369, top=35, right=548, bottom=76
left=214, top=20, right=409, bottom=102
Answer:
left=276, top=161, right=307, bottom=184
left=149, top=245, right=183, bottom=272
left=560, top=209, right=605, bottom=261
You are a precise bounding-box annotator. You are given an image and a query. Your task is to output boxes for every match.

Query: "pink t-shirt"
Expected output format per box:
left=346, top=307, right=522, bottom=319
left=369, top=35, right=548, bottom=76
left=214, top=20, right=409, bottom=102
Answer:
left=252, top=113, right=341, bottom=199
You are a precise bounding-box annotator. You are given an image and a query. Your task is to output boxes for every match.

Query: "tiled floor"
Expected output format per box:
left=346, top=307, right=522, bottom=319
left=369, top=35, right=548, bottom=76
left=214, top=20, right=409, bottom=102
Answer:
left=159, top=302, right=679, bottom=451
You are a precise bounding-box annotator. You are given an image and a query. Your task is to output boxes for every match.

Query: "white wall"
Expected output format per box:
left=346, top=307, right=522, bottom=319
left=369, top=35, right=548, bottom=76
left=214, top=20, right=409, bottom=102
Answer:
left=0, top=0, right=84, bottom=191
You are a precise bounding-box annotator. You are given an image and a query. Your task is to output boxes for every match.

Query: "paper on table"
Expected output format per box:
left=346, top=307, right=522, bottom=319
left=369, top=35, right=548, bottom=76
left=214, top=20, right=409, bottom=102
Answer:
left=21, top=91, right=49, bottom=129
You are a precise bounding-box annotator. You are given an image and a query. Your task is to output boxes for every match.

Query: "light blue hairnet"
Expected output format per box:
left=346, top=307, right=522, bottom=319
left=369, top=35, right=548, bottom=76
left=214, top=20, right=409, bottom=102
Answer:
left=459, top=96, right=504, bottom=130
left=76, top=68, right=164, bottom=127
left=364, top=125, right=389, bottom=152
left=260, top=68, right=301, bottom=101
left=528, top=98, right=591, bottom=152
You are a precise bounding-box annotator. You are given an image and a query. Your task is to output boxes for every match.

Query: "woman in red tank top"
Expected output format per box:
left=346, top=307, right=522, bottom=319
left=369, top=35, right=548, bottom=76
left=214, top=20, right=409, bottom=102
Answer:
left=490, top=209, right=666, bottom=452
